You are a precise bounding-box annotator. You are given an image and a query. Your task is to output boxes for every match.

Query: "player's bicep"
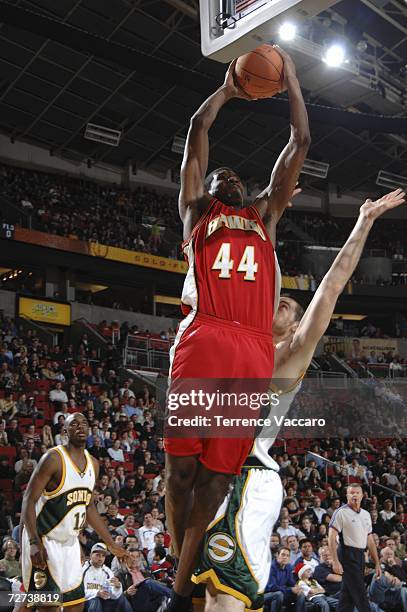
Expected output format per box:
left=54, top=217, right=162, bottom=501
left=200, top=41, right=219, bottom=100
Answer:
left=23, top=451, right=61, bottom=503
left=179, top=117, right=209, bottom=218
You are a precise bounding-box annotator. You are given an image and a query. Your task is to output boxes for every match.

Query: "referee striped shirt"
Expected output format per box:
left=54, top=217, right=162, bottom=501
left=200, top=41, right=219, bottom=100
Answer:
left=329, top=504, right=372, bottom=549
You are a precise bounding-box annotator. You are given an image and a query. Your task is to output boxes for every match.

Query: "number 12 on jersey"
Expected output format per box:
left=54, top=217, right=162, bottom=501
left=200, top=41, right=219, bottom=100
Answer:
left=212, top=243, right=258, bottom=281
left=73, top=510, right=86, bottom=531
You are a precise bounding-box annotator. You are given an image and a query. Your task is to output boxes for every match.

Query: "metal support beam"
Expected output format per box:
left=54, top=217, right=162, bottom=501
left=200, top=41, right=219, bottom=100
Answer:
left=360, top=0, right=407, bottom=36
left=0, top=0, right=83, bottom=108
left=163, top=0, right=198, bottom=20
left=16, top=2, right=142, bottom=141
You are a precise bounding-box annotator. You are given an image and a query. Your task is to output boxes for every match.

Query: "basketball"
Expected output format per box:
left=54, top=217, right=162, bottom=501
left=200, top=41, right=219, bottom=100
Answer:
left=234, top=44, right=284, bottom=99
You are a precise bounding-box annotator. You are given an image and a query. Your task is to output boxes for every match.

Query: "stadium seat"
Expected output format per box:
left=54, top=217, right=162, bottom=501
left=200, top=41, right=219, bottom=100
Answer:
left=0, top=448, right=17, bottom=461
left=0, top=479, right=13, bottom=491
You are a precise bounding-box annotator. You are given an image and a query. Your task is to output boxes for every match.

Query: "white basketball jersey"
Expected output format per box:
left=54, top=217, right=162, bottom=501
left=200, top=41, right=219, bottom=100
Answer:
left=35, top=445, right=96, bottom=543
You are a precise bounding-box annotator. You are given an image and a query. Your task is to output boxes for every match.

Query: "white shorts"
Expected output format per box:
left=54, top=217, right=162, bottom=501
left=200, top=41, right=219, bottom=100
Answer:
left=21, top=529, right=85, bottom=607
left=193, top=468, right=283, bottom=610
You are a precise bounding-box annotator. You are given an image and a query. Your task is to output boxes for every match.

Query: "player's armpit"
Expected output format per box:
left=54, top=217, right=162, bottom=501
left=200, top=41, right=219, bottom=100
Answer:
left=21, top=450, right=62, bottom=541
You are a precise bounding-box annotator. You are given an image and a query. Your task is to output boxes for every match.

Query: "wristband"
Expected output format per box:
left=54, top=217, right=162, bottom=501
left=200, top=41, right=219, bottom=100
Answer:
left=29, top=538, right=40, bottom=545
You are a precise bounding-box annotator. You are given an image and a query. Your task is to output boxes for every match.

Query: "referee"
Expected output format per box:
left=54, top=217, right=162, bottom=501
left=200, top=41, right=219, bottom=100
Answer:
left=328, top=483, right=381, bottom=611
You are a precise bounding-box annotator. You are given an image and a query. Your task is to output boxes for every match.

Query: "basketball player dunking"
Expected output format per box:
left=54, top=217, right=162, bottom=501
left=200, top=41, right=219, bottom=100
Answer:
left=21, top=413, right=130, bottom=612
left=164, top=47, right=310, bottom=611
left=192, top=187, right=405, bottom=611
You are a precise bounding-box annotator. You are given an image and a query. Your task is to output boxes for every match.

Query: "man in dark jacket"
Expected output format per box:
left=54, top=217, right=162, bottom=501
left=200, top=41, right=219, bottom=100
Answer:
left=115, top=548, right=171, bottom=612
left=313, top=547, right=342, bottom=600
left=264, top=547, right=306, bottom=611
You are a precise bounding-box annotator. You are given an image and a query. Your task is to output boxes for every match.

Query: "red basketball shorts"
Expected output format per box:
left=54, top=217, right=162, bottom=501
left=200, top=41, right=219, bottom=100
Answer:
left=164, top=312, right=274, bottom=474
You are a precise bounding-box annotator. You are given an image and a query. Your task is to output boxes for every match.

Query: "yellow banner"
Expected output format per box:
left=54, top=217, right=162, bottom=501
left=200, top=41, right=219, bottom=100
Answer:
left=88, top=243, right=188, bottom=274
left=281, top=275, right=310, bottom=290
left=19, top=297, right=71, bottom=326
left=323, top=336, right=400, bottom=359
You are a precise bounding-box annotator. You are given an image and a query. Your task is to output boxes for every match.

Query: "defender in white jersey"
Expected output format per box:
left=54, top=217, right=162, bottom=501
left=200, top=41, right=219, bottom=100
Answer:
left=21, top=413, right=130, bottom=611
left=193, top=188, right=405, bottom=611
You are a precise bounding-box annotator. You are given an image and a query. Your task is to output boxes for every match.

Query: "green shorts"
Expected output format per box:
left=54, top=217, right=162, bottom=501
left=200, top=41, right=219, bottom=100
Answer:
left=193, top=467, right=283, bottom=610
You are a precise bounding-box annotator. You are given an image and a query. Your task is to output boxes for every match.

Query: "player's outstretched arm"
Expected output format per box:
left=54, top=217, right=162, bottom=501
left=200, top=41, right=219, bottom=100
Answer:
left=254, top=47, right=310, bottom=242
left=289, top=188, right=405, bottom=367
left=21, top=450, right=62, bottom=568
left=179, top=62, right=249, bottom=238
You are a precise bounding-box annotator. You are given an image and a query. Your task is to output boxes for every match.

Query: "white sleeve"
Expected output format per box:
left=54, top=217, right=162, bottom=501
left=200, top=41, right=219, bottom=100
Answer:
left=329, top=509, right=343, bottom=533
left=138, top=527, right=146, bottom=549
left=82, top=564, right=98, bottom=600
left=106, top=567, right=123, bottom=600
left=298, top=581, right=311, bottom=597
left=147, top=549, right=155, bottom=565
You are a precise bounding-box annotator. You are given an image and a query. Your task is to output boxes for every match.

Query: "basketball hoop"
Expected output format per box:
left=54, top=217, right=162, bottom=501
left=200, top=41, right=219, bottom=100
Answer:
left=200, top=0, right=343, bottom=62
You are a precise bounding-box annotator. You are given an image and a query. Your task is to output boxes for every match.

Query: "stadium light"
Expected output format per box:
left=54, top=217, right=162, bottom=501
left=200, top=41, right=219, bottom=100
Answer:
left=323, top=43, right=346, bottom=67
left=279, top=22, right=297, bottom=41
left=84, top=123, right=121, bottom=147
left=376, top=170, right=407, bottom=190
left=300, top=158, right=330, bottom=179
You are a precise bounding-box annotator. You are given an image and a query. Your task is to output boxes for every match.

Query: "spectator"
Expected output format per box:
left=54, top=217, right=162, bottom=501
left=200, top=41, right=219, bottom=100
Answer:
left=89, top=438, right=110, bottom=461
left=0, top=457, right=14, bottom=479
left=6, top=419, right=22, bottom=446
left=294, top=539, right=319, bottom=571
left=0, top=540, right=20, bottom=578
left=270, top=533, right=282, bottom=559
left=54, top=425, right=68, bottom=447
left=380, top=499, right=396, bottom=523
left=138, top=513, right=160, bottom=553
left=391, top=531, right=406, bottom=560
left=370, top=509, right=387, bottom=537
left=14, top=448, right=37, bottom=474
left=264, top=547, right=305, bottom=611
left=369, top=546, right=407, bottom=611
left=146, top=534, right=168, bottom=565
left=277, top=517, right=304, bottom=541
left=287, top=536, right=300, bottom=566
left=116, top=516, right=138, bottom=539
left=106, top=504, right=124, bottom=530
left=311, top=497, right=327, bottom=525
left=313, top=546, right=341, bottom=600
left=49, top=381, right=68, bottom=404
left=0, top=423, right=9, bottom=446
left=295, top=563, right=336, bottom=612
left=115, top=547, right=171, bottom=612
left=108, top=440, right=125, bottom=463
left=82, top=542, right=130, bottom=612
left=119, top=381, right=135, bottom=400
left=53, top=402, right=70, bottom=424
left=0, top=392, right=17, bottom=420
left=41, top=424, right=54, bottom=448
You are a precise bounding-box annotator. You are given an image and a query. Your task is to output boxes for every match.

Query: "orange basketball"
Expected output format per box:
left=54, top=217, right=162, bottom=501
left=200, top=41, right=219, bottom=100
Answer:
left=234, top=44, right=284, bottom=99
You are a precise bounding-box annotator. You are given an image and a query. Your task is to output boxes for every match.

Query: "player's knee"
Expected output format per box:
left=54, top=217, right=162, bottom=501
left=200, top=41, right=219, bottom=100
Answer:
left=195, top=473, right=232, bottom=513
left=166, top=463, right=196, bottom=494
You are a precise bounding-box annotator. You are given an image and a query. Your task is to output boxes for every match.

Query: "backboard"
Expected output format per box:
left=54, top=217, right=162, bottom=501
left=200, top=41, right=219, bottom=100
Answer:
left=200, top=0, right=341, bottom=62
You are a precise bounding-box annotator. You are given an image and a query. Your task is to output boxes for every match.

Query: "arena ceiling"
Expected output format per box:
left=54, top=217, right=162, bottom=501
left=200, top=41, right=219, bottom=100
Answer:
left=0, top=0, right=406, bottom=194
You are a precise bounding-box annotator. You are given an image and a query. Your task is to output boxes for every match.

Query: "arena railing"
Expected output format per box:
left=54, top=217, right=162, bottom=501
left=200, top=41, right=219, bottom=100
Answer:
left=124, top=333, right=170, bottom=371
left=366, top=363, right=407, bottom=378
left=308, top=451, right=405, bottom=511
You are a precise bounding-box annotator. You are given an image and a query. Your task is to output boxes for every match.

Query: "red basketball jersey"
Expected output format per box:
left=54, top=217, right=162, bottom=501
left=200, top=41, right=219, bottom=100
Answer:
left=181, top=199, right=280, bottom=333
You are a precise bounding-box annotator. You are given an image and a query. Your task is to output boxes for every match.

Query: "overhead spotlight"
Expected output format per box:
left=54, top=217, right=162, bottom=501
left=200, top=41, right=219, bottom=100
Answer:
left=323, top=44, right=346, bottom=67
left=279, top=22, right=297, bottom=41
left=356, top=40, right=367, bottom=54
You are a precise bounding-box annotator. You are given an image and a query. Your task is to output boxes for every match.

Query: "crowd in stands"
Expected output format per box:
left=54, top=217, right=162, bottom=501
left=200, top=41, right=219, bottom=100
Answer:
left=0, top=164, right=180, bottom=259
left=2, top=162, right=407, bottom=276
left=0, top=313, right=405, bottom=610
